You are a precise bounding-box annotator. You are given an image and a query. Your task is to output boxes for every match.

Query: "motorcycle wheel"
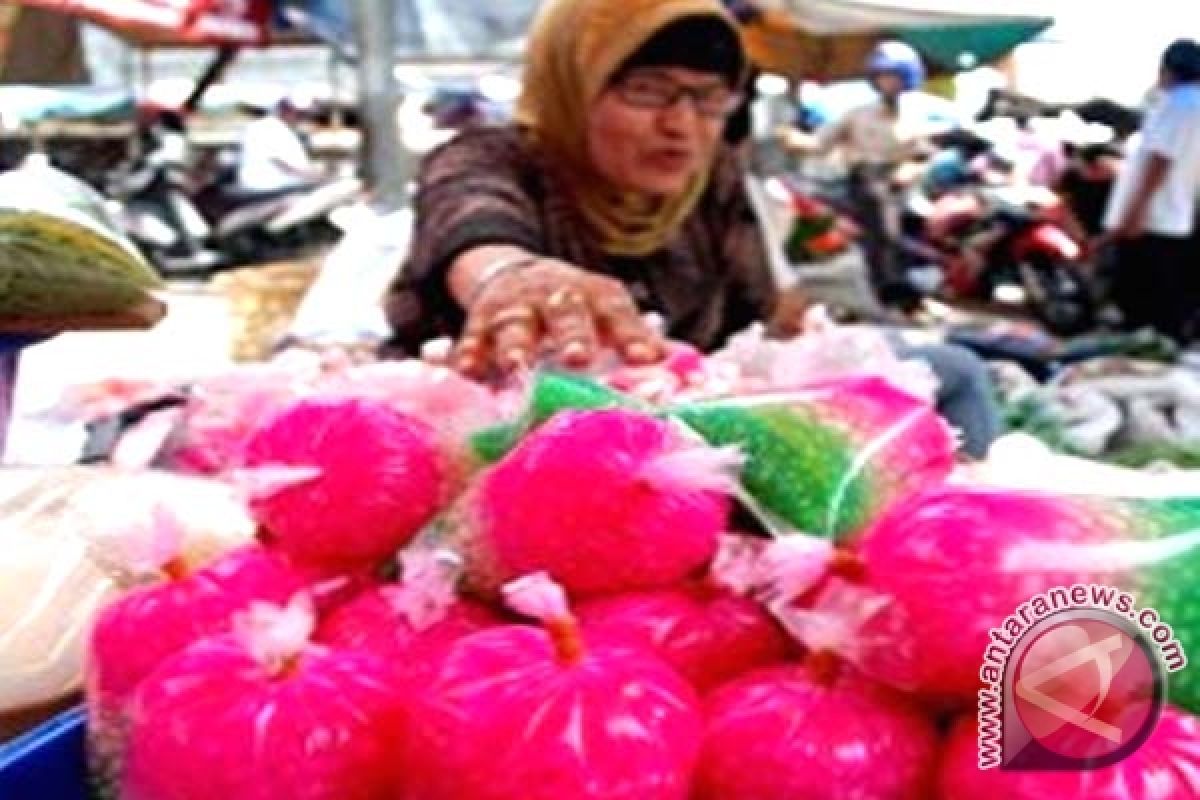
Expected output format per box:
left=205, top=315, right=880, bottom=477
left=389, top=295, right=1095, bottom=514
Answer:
left=1017, top=256, right=1095, bottom=336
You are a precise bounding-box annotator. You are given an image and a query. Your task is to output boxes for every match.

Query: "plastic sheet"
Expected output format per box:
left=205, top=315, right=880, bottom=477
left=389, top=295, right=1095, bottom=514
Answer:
left=847, top=485, right=1200, bottom=709
left=461, top=408, right=739, bottom=597
left=0, top=467, right=254, bottom=725
left=393, top=573, right=702, bottom=800
left=121, top=599, right=404, bottom=800
left=470, top=372, right=956, bottom=540
left=710, top=309, right=939, bottom=404
left=938, top=710, right=1200, bottom=799
left=163, top=355, right=327, bottom=475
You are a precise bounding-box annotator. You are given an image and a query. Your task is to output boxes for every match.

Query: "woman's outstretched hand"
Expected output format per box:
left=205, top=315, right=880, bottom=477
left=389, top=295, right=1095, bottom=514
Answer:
left=451, top=258, right=665, bottom=379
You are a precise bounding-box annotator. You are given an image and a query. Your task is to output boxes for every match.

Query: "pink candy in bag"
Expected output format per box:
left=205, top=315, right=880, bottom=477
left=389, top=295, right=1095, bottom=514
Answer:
left=314, top=359, right=508, bottom=479
left=693, top=574, right=939, bottom=800
left=575, top=535, right=794, bottom=693
left=938, top=711, right=1200, bottom=799
left=87, top=542, right=316, bottom=795
left=395, top=573, right=702, bottom=800
left=693, top=661, right=939, bottom=800
left=317, top=549, right=497, bottom=689
left=462, top=408, right=742, bottom=596
left=122, top=598, right=404, bottom=800
left=846, top=486, right=1200, bottom=707
left=165, top=356, right=325, bottom=475
left=240, top=397, right=447, bottom=572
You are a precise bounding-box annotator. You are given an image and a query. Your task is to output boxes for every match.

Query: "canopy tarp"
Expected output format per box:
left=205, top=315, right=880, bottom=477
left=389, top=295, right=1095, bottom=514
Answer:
left=745, top=0, right=1053, bottom=81
left=11, top=0, right=272, bottom=47
left=277, top=0, right=535, bottom=61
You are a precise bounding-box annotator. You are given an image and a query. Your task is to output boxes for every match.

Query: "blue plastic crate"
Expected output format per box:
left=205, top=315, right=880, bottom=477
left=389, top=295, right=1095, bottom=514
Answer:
left=0, top=706, right=88, bottom=799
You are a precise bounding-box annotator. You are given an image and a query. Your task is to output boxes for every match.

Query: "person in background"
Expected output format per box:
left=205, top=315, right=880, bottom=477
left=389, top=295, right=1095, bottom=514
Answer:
left=780, top=41, right=931, bottom=289
left=1058, top=142, right=1122, bottom=240
left=384, top=0, right=1002, bottom=457
left=236, top=96, right=322, bottom=193
left=1097, top=39, right=1200, bottom=342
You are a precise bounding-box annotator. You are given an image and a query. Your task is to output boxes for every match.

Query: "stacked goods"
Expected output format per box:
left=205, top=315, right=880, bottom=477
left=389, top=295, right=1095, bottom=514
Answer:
left=469, top=371, right=956, bottom=539
left=122, top=599, right=404, bottom=800
left=73, top=355, right=1200, bottom=798
left=845, top=487, right=1200, bottom=711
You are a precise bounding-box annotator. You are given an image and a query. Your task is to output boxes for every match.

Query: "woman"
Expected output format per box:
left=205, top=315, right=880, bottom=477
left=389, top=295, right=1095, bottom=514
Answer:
left=384, top=0, right=1002, bottom=456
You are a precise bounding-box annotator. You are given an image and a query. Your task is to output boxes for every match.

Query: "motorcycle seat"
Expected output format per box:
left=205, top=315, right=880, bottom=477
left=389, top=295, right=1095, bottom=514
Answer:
left=222, top=182, right=318, bottom=208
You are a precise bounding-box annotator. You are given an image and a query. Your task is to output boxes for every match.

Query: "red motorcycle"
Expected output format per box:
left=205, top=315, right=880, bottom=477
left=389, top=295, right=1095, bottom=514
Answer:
left=910, top=184, right=1094, bottom=334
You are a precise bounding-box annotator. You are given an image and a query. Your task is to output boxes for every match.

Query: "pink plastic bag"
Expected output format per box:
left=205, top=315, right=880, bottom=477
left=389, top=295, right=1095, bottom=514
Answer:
left=122, top=599, right=404, bottom=800
left=846, top=486, right=1200, bottom=707
left=462, top=408, right=742, bottom=597
left=317, top=550, right=497, bottom=689
left=240, top=397, right=447, bottom=572
left=687, top=543, right=939, bottom=800
left=87, top=543, right=317, bottom=794
left=394, top=573, right=703, bottom=800
left=938, top=711, right=1200, bottom=799
left=575, top=535, right=792, bottom=693
left=693, top=663, right=940, bottom=800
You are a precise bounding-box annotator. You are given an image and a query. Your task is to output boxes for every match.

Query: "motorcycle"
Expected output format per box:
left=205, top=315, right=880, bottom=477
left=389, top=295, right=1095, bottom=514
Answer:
left=191, top=155, right=363, bottom=268
left=105, top=122, right=225, bottom=276
left=108, top=125, right=362, bottom=275
left=900, top=178, right=1095, bottom=335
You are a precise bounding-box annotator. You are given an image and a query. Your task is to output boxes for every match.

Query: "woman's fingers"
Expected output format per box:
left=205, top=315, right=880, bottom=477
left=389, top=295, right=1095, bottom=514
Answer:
left=451, top=300, right=497, bottom=376
left=487, top=305, right=540, bottom=373
left=589, top=282, right=663, bottom=365
left=541, top=286, right=599, bottom=368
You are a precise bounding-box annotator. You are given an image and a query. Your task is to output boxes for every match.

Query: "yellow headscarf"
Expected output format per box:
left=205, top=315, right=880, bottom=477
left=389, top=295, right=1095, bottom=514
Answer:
left=517, top=0, right=743, bottom=257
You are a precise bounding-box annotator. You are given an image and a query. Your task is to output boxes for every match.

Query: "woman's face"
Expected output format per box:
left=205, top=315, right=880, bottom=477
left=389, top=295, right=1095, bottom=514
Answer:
left=586, top=66, right=733, bottom=196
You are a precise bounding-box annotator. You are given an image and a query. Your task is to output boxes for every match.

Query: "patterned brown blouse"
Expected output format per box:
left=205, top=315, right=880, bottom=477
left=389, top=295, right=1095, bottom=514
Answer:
left=383, top=125, right=781, bottom=355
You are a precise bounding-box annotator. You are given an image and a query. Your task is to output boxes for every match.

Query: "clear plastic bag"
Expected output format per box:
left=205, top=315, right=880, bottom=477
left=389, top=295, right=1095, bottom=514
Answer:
left=470, top=371, right=956, bottom=540
left=844, top=484, right=1200, bottom=711
left=0, top=467, right=254, bottom=725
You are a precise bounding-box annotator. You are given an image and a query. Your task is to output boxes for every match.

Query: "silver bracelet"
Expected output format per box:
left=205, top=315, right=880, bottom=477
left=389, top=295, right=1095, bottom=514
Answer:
left=467, top=254, right=541, bottom=306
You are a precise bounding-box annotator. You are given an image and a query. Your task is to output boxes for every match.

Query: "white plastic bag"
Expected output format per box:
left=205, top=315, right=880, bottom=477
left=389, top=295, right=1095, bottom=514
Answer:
left=0, top=467, right=254, bottom=721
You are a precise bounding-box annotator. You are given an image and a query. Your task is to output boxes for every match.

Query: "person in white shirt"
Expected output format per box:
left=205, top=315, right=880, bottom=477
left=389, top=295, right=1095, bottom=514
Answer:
left=237, top=97, right=321, bottom=193
left=1099, top=39, right=1200, bottom=341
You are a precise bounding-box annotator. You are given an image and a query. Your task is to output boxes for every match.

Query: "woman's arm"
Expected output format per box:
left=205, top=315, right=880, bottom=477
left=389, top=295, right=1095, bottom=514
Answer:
left=384, top=129, right=546, bottom=352
left=385, top=128, right=662, bottom=376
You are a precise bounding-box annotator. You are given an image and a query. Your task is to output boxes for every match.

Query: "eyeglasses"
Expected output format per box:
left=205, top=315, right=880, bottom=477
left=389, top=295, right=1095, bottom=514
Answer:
left=613, top=75, right=743, bottom=119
